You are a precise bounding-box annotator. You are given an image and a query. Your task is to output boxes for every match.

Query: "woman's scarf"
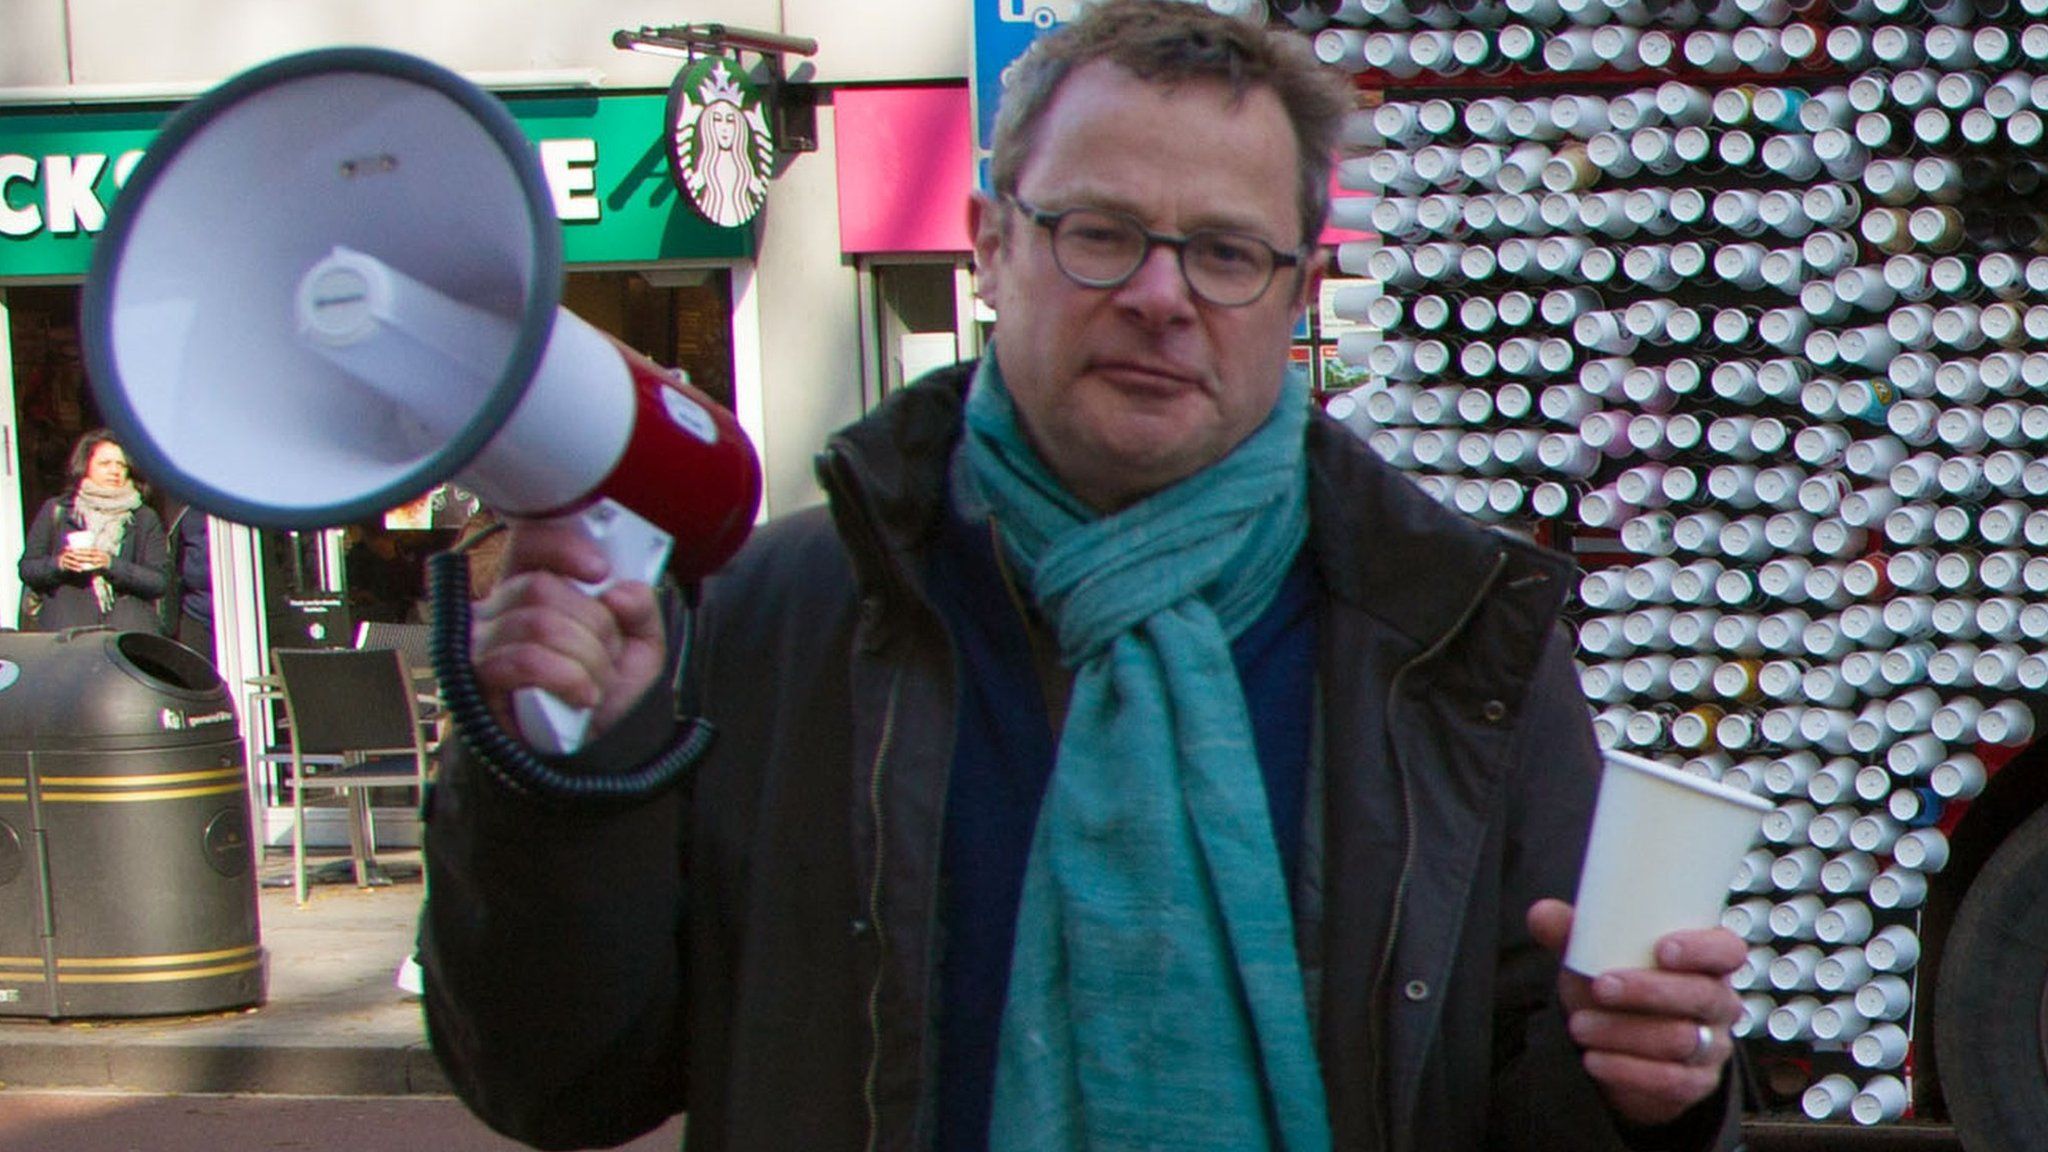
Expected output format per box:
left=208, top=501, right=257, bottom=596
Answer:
left=72, top=478, right=140, bottom=615
left=963, top=353, right=1330, bottom=1152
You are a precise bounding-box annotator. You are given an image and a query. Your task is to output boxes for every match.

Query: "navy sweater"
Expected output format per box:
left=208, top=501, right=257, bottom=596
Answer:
left=930, top=506, right=1317, bottom=1152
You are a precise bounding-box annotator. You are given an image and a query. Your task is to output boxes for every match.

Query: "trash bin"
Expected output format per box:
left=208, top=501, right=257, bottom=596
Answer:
left=0, top=628, right=266, bottom=1018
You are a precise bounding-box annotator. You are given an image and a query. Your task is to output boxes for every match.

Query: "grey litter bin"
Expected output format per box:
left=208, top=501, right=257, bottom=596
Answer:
left=0, top=628, right=266, bottom=1018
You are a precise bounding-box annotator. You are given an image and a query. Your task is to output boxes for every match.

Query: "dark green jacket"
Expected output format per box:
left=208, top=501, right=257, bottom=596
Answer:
left=423, top=364, right=1740, bottom=1152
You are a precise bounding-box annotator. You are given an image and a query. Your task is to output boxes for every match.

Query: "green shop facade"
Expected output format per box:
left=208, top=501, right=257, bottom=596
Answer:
left=0, top=89, right=757, bottom=848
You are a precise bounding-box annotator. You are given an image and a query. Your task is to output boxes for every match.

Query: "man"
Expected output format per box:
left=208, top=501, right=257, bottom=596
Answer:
left=422, top=3, right=1745, bottom=1150
left=165, top=502, right=215, bottom=663
left=345, top=524, right=426, bottom=624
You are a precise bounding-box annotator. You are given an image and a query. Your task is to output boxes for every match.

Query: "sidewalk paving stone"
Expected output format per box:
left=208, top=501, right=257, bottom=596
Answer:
left=0, top=851, right=437, bottom=1096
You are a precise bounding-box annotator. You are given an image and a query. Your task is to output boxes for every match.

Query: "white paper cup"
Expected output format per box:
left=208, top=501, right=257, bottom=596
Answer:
left=1565, top=748, right=1773, bottom=975
left=1802, top=1073, right=1858, bottom=1120
left=1853, top=1022, right=1910, bottom=1069
left=65, top=530, right=94, bottom=550
left=1851, top=1073, right=1908, bottom=1123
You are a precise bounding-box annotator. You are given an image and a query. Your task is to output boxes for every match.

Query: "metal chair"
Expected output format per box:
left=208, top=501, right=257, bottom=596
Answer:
left=353, top=620, right=434, bottom=673
left=271, top=647, right=434, bottom=905
left=354, top=619, right=443, bottom=731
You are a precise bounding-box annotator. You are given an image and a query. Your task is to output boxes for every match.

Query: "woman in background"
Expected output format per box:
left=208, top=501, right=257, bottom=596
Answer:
left=18, top=428, right=169, bottom=632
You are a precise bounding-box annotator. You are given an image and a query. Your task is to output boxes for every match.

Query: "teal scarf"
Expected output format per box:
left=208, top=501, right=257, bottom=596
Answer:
left=964, top=354, right=1330, bottom=1152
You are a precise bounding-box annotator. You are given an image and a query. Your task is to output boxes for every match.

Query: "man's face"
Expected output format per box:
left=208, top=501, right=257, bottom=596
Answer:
left=971, top=61, right=1322, bottom=513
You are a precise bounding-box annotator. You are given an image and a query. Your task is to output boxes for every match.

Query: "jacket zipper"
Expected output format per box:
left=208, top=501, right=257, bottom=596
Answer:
left=821, top=441, right=927, bottom=1152
left=1366, top=549, right=1509, bottom=1152
left=862, top=665, right=906, bottom=1152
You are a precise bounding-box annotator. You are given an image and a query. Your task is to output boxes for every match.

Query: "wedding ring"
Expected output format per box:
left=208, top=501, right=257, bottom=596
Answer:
left=1687, top=1021, right=1717, bottom=1065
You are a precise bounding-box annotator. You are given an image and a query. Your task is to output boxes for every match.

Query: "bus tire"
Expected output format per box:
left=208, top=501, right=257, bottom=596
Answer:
left=1934, top=804, right=2048, bottom=1151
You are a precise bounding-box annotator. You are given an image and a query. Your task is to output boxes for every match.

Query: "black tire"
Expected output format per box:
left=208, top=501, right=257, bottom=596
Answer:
left=1934, top=804, right=2048, bottom=1151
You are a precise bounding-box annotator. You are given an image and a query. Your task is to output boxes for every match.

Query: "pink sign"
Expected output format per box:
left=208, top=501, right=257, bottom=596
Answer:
left=835, top=86, right=974, bottom=254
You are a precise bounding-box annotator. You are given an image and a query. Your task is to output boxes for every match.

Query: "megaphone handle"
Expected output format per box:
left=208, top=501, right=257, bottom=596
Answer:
left=512, top=499, right=674, bottom=756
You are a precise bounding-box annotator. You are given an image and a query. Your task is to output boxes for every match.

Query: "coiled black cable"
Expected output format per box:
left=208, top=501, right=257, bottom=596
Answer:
left=426, top=545, right=713, bottom=802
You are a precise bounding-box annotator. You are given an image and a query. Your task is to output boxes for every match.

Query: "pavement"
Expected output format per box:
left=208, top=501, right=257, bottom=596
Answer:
left=0, top=843, right=1967, bottom=1151
left=0, top=848, right=441, bottom=1097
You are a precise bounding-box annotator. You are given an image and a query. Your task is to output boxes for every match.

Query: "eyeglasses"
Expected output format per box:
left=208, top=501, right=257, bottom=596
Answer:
left=1008, top=196, right=1304, bottom=308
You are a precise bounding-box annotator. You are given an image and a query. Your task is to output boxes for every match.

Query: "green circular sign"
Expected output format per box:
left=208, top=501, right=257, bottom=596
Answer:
left=666, top=57, right=775, bottom=228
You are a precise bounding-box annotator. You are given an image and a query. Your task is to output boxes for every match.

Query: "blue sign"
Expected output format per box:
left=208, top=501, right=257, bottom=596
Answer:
left=970, top=0, right=1091, bottom=185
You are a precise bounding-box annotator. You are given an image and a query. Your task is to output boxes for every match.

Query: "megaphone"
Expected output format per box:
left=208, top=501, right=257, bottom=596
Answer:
left=81, top=48, right=762, bottom=755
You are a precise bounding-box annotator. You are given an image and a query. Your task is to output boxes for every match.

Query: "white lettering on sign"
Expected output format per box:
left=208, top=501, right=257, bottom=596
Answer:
left=0, top=149, right=147, bottom=238
left=0, top=155, right=40, bottom=237
left=45, top=153, right=108, bottom=233
left=0, top=141, right=599, bottom=240
left=538, top=138, right=599, bottom=222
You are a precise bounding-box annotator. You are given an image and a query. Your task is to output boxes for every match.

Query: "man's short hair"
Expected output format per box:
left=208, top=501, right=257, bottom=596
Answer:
left=988, top=0, right=1354, bottom=247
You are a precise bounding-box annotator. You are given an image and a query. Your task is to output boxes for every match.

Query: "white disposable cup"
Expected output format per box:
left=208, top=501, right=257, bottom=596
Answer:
left=1565, top=748, right=1773, bottom=974
left=1852, top=1073, right=1909, bottom=1122
left=1853, top=1022, right=1911, bottom=1069
left=1803, top=1073, right=1858, bottom=1120
left=65, top=530, right=93, bottom=550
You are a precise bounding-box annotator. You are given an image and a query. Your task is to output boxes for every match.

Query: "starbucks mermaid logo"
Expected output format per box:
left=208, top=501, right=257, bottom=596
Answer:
left=667, top=57, right=775, bottom=228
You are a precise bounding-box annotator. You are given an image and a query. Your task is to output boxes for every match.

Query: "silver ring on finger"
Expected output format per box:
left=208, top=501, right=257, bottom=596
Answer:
left=1686, top=1021, right=1717, bottom=1066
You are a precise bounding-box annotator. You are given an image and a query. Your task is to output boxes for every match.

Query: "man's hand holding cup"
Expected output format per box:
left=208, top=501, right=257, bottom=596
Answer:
left=1529, top=748, right=1771, bottom=1125
left=1528, top=899, right=1744, bottom=1126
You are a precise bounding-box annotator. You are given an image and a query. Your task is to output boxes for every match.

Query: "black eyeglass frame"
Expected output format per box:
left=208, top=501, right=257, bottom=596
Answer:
left=1007, top=195, right=1308, bottom=308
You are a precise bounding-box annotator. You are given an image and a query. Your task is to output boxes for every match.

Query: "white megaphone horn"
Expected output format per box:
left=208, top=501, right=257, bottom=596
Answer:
left=81, top=48, right=762, bottom=756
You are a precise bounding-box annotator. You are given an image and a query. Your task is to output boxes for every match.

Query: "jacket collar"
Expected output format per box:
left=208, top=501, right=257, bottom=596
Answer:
left=1304, top=414, right=1567, bottom=652
left=815, top=364, right=972, bottom=543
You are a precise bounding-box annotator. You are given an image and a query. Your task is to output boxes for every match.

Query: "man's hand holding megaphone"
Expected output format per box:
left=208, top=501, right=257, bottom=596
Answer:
left=470, top=518, right=671, bottom=747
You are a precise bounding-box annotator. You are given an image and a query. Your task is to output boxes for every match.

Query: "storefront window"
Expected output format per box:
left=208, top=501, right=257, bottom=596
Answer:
left=7, top=286, right=98, bottom=519
left=566, top=268, right=737, bottom=409
left=861, top=259, right=978, bottom=404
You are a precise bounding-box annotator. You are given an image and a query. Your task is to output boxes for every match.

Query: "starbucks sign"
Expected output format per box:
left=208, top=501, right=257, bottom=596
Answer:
left=666, top=57, right=775, bottom=228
